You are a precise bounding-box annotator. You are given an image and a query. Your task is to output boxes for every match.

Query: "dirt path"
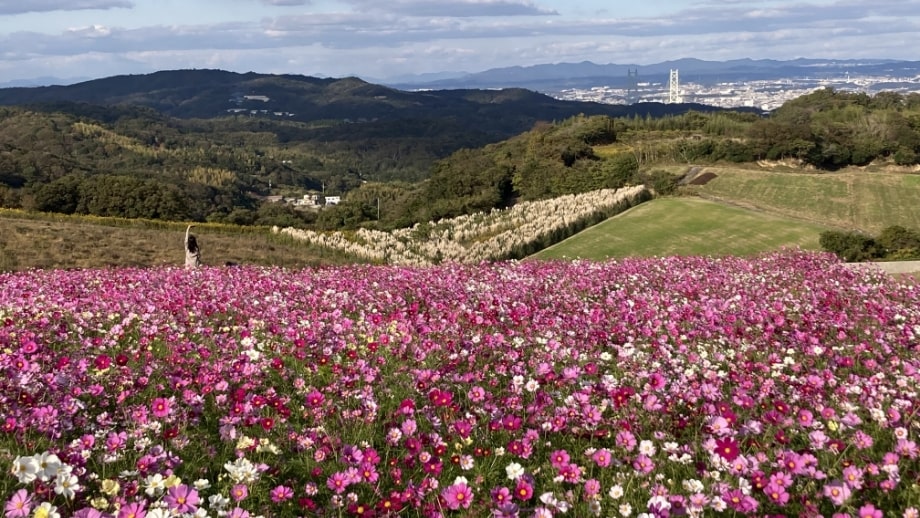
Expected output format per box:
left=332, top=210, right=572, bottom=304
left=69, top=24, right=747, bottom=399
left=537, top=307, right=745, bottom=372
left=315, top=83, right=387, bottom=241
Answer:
left=845, top=261, right=920, bottom=275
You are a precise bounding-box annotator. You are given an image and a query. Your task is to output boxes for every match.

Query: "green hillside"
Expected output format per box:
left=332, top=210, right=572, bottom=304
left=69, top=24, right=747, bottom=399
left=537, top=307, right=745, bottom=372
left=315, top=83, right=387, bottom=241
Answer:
left=533, top=197, right=830, bottom=260
left=691, top=167, right=920, bottom=234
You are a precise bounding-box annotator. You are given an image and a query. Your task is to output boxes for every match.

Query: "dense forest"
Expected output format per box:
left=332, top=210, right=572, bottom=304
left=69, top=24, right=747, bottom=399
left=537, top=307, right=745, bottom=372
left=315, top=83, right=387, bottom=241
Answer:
left=2, top=84, right=920, bottom=231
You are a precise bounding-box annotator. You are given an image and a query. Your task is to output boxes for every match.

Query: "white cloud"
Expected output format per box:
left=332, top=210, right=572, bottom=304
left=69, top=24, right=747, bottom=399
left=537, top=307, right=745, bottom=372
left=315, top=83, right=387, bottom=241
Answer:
left=0, top=0, right=132, bottom=15
left=1, top=0, right=920, bottom=82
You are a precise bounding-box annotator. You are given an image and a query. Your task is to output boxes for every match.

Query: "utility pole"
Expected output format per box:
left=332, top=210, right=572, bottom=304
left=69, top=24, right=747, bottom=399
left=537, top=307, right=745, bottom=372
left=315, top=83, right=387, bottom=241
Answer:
left=377, top=197, right=380, bottom=220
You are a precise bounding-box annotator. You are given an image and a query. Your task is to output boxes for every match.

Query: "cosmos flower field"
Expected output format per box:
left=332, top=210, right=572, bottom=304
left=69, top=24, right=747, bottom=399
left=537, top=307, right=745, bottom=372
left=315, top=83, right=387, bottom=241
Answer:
left=1, top=251, right=919, bottom=517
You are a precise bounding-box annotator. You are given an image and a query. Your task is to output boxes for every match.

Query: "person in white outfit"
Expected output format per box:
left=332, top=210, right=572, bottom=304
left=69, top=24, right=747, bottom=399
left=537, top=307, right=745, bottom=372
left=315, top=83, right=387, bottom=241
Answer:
left=185, top=225, right=201, bottom=268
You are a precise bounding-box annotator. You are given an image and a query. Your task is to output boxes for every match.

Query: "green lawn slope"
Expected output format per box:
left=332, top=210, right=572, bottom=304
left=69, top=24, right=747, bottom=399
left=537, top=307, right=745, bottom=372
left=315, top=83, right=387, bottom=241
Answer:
left=533, top=197, right=830, bottom=260
left=692, top=167, right=920, bottom=234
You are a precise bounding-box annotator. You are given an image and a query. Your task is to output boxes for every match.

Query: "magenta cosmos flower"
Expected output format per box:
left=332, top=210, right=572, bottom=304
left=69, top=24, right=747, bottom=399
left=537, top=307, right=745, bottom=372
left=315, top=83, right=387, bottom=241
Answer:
left=441, top=483, right=473, bottom=510
left=270, top=485, right=294, bottom=503
left=150, top=397, right=172, bottom=418
left=164, top=484, right=200, bottom=514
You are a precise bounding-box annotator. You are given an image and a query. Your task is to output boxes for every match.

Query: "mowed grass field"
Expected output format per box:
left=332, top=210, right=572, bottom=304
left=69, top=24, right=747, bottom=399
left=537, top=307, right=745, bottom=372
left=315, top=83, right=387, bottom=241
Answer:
left=692, top=167, right=920, bottom=234
left=533, top=197, right=831, bottom=260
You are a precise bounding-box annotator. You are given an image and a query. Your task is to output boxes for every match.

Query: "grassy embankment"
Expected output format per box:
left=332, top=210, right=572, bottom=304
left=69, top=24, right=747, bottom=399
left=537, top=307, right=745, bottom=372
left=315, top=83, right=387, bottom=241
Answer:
left=0, top=210, right=356, bottom=272
left=536, top=165, right=920, bottom=260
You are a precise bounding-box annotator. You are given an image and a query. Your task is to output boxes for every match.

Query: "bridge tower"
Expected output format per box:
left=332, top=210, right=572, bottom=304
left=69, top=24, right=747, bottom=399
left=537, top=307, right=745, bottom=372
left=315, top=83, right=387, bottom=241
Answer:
left=668, top=69, right=682, bottom=104
left=626, top=67, right=639, bottom=104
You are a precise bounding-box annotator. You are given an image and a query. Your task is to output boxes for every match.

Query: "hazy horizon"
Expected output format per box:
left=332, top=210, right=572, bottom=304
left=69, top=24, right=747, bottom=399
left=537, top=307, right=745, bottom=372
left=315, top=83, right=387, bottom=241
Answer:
left=1, top=0, right=918, bottom=84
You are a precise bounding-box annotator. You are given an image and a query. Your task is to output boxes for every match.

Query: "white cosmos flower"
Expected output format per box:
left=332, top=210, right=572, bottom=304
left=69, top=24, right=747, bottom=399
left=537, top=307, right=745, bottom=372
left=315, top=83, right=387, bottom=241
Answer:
left=55, top=470, right=81, bottom=499
left=224, top=457, right=260, bottom=484
left=208, top=493, right=230, bottom=511
left=145, top=508, right=171, bottom=518
left=505, top=462, right=525, bottom=480
left=11, top=455, right=40, bottom=484
left=36, top=451, right=63, bottom=481
left=638, top=440, right=656, bottom=456
left=145, top=473, right=166, bottom=496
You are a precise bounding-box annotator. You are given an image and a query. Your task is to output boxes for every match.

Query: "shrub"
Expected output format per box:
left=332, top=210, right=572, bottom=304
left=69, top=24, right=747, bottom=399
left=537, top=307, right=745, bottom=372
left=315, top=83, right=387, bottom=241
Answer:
left=819, top=230, right=882, bottom=262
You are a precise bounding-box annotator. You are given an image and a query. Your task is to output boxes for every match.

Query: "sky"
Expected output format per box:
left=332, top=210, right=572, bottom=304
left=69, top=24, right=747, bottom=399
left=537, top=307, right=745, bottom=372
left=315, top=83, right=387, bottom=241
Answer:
left=0, top=0, right=918, bottom=84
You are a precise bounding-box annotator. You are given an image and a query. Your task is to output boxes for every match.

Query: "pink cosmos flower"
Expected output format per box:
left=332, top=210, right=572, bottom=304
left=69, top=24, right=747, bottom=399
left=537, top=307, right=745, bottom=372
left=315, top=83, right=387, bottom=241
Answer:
left=797, top=409, right=814, bottom=427
left=823, top=481, right=851, bottom=506
left=117, top=502, right=146, bottom=518
left=592, top=448, right=612, bottom=467
left=327, top=471, right=349, bottom=494
left=231, top=484, right=248, bottom=502
left=897, top=439, right=919, bottom=459
left=715, top=437, right=740, bottom=462
left=781, top=451, right=805, bottom=475
left=615, top=430, right=637, bottom=451
left=721, top=488, right=759, bottom=513
left=769, top=471, right=794, bottom=488
left=150, top=397, right=171, bottom=418
left=764, top=482, right=789, bottom=507
left=632, top=454, right=655, bottom=474
left=491, top=486, right=511, bottom=505
left=559, top=463, right=583, bottom=483
left=514, top=479, right=534, bottom=501
left=708, top=416, right=731, bottom=435
left=164, top=484, right=199, bottom=514
left=858, top=504, right=883, bottom=518
left=467, top=386, right=486, bottom=402
left=853, top=430, right=874, bottom=450
left=304, top=389, right=324, bottom=408
left=549, top=449, right=570, bottom=469
left=359, top=462, right=379, bottom=483
left=270, top=485, right=294, bottom=503
left=842, top=466, right=864, bottom=489
left=4, top=489, right=32, bottom=518
left=809, top=430, right=829, bottom=450
left=227, top=508, right=250, bottom=518
left=584, top=479, right=601, bottom=498
left=428, top=388, right=453, bottom=407
left=441, top=483, right=473, bottom=510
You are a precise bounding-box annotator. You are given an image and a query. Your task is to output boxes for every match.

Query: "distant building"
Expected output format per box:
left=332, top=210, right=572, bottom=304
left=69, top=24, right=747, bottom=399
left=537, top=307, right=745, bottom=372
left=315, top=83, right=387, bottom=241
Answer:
left=324, top=196, right=341, bottom=206
left=295, top=194, right=320, bottom=206
left=244, top=95, right=270, bottom=102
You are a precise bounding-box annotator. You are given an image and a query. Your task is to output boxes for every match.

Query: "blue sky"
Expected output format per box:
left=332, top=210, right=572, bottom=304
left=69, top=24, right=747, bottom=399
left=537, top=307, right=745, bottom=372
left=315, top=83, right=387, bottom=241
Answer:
left=0, top=0, right=918, bottom=84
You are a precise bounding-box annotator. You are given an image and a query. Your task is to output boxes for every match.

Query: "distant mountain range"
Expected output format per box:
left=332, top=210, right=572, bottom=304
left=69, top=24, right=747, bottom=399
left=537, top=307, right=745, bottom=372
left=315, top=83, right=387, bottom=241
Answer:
left=0, top=68, right=743, bottom=128
left=0, top=76, right=93, bottom=89
left=384, top=58, right=920, bottom=92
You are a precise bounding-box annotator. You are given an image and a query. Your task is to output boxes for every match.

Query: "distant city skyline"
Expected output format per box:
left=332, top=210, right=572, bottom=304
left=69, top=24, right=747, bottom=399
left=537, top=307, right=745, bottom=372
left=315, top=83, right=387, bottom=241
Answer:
left=1, top=0, right=919, bottom=84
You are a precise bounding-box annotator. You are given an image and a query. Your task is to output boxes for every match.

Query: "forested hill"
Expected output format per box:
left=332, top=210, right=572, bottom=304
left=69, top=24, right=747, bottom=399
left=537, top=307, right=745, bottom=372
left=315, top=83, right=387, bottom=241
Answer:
left=0, top=69, right=748, bottom=226
left=0, top=69, right=726, bottom=128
